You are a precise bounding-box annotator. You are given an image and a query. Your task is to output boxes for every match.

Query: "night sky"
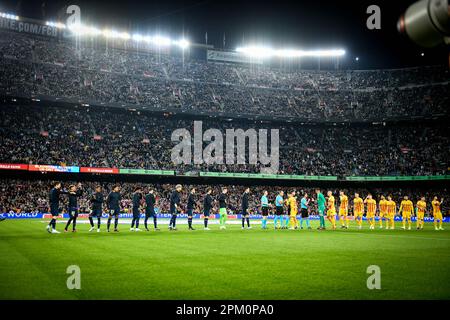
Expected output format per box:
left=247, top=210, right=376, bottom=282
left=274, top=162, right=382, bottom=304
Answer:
left=1, top=0, right=448, bottom=69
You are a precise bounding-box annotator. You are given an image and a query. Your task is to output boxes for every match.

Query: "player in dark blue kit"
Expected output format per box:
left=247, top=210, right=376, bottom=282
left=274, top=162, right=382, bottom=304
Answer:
left=144, top=188, right=159, bottom=231
left=203, top=188, right=213, bottom=230
left=169, top=184, right=182, bottom=230
left=241, top=187, right=251, bottom=229
left=89, top=185, right=104, bottom=232
left=106, top=185, right=122, bottom=232
left=187, top=188, right=196, bottom=230
left=130, top=186, right=143, bottom=232
left=46, top=182, right=67, bottom=234
left=64, top=183, right=83, bottom=232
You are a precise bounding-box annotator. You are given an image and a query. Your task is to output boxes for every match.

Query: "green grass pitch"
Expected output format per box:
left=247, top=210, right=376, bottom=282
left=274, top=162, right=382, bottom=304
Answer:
left=0, top=219, right=449, bottom=300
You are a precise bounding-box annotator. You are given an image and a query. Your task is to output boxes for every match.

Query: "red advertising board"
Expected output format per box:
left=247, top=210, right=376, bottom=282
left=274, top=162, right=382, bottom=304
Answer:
left=80, top=167, right=119, bottom=174
left=28, top=164, right=79, bottom=173
left=0, top=163, right=28, bottom=170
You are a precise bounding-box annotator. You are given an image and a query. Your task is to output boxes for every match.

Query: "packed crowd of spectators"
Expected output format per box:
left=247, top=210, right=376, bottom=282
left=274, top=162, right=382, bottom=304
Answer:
left=0, top=179, right=447, bottom=216
left=0, top=30, right=449, bottom=120
left=0, top=104, right=448, bottom=176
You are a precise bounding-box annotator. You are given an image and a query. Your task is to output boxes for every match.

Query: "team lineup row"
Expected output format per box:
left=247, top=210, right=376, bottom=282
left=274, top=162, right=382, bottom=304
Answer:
left=42, top=182, right=446, bottom=234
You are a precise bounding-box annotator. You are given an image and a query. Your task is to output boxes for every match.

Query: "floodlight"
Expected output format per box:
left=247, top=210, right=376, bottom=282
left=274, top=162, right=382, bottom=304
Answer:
left=152, top=36, right=172, bottom=46
left=174, top=39, right=190, bottom=49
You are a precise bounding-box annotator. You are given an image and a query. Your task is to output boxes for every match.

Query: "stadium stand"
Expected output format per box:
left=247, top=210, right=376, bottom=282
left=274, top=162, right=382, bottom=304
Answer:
left=0, top=104, right=449, bottom=176
left=0, top=29, right=449, bottom=121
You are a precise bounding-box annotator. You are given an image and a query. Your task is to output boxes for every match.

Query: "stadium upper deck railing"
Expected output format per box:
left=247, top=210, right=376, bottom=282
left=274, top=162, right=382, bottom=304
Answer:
left=0, top=163, right=448, bottom=182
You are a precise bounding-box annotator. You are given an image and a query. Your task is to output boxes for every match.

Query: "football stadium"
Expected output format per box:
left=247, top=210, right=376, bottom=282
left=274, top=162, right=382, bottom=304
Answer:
left=0, top=0, right=449, bottom=307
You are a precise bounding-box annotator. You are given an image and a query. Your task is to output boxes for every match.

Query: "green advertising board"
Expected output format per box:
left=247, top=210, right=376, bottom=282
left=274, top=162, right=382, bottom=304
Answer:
left=119, top=168, right=175, bottom=175
left=345, top=175, right=450, bottom=181
left=199, top=172, right=338, bottom=181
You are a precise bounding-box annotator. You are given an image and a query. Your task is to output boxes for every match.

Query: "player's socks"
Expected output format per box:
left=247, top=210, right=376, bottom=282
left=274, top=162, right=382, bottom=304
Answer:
left=242, top=218, right=245, bottom=228
left=172, top=215, right=177, bottom=228
left=49, top=218, right=56, bottom=230
left=114, top=218, right=119, bottom=230
left=89, top=217, right=94, bottom=228
left=204, top=218, right=208, bottom=228
left=97, top=218, right=101, bottom=229
left=273, top=216, right=278, bottom=228
left=306, top=219, right=310, bottom=228
left=246, top=217, right=250, bottom=228
left=188, top=217, right=193, bottom=229
left=72, top=218, right=77, bottom=231
left=319, top=215, right=325, bottom=228
left=65, top=217, right=73, bottom=231
left=107, top=218, right=111, bottom=231
left=169, top=215, right=177, bottom=228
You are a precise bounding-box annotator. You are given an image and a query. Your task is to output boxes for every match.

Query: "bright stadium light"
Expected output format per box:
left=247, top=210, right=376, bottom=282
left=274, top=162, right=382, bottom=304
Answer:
left=173, top=38, right=190, bottom=49
left=236, top=46, right=346, bottom=58
left=132, top=33, right=143, bottom=41
left=1, top=12, right=19, bottom=20
left=87, top=26, right=101, bottom=36
left=236, top=46, right=274, bottom=58
left=119, top=32, right=130, bottom=40
left=102, top=29, right=119, bottom=38
left=46, top=21, right=66, bottom=29
left=64, top=20, right=188, bottom=49
left=151, top=36, right=172, bottom=46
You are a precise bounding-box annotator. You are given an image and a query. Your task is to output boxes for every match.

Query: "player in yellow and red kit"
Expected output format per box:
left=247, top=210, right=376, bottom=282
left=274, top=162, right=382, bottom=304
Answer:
left=416, top=197, right=427, bottom=230
left=286, top=191, right=298, bottom=230
left=378, top=195, right=388, bottom=229
left=432, top=197, right=444, bottom=231
left=386, top=195, right=396, bottom=229
left=339, top=191, right=349, bottom=229
left=399, top=196, right=414, bottom=230
left=353, top=193, right=364, bottom=229
left=326, top=191, right=337, bottom=230
left=364, top=194, right=377, bottom=230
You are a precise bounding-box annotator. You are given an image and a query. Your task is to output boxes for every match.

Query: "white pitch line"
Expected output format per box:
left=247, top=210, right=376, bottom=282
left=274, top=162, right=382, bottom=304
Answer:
left=333, top=230, right=450, bottom=242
